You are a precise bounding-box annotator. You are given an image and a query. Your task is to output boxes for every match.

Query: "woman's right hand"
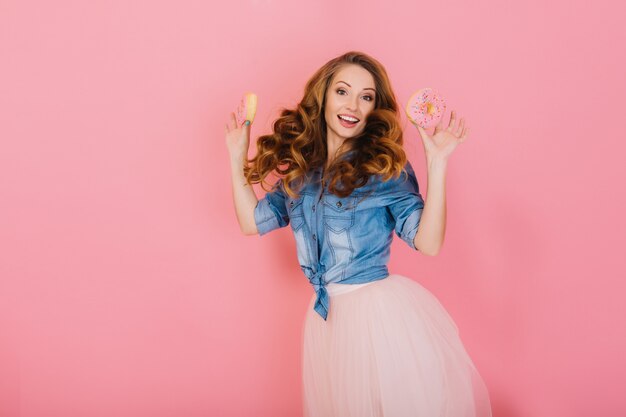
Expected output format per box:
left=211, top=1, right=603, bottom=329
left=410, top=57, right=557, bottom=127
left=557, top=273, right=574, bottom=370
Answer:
left=225, top=112, right=251, bottom=164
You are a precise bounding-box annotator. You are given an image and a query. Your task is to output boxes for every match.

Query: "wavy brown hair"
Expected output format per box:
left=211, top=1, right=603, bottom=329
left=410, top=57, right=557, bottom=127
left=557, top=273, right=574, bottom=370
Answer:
left=243, top=51, right=408, bottom=199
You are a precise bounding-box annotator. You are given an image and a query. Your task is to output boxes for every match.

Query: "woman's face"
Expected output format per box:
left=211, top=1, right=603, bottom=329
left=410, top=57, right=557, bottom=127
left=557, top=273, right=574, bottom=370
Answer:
left=324, top=64, right=377, bottom=142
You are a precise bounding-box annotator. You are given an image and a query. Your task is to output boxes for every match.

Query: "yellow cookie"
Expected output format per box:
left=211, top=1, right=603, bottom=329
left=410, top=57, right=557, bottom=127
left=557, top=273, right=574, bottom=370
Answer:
left=236, top=92, right=258, bottom=125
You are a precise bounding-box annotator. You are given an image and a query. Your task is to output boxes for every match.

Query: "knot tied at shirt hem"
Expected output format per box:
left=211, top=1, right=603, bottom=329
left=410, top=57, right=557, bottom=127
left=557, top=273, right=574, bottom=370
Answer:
left=302, top=264, right=329, bottom=321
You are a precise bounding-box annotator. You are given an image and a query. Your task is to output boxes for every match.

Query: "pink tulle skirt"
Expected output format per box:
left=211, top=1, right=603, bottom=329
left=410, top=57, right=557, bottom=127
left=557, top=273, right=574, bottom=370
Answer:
left=302, top=273, right=492, bottom=417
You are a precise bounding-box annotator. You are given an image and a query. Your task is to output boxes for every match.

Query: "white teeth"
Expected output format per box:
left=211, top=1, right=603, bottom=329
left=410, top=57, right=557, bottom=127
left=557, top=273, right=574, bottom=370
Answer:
left=339, top=115, right=358, bottom=122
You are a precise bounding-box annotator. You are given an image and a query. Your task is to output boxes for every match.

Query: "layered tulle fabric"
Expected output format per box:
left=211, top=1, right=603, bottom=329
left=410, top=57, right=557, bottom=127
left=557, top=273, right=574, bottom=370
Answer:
left=302, top=274, right=492, bottom=417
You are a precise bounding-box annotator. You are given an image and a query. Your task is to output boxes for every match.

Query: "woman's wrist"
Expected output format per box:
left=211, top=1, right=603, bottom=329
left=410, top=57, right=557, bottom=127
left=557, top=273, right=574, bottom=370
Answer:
left=426, top=154, right=448, bottom=171
left=229, top=153, right=246, bottom=168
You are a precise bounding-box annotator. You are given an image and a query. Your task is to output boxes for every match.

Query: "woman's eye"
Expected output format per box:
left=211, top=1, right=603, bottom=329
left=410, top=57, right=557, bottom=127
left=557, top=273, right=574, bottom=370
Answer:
left=337, top=89, right=373, bottom=102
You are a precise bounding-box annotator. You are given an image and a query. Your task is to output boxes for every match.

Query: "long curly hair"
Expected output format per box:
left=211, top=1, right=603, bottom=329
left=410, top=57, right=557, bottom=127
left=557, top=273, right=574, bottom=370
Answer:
left=243, top=51, right=408, bottom=199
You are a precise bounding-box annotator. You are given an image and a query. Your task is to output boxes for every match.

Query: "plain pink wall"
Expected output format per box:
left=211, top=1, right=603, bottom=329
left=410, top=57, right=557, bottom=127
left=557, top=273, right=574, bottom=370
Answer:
left=1, top=0, right=625, bottom=416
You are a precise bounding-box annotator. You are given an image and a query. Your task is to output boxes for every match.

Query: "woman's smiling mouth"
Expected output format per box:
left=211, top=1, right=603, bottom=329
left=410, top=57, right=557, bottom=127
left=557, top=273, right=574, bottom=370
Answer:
left=338, top=114, right=359, bottom=128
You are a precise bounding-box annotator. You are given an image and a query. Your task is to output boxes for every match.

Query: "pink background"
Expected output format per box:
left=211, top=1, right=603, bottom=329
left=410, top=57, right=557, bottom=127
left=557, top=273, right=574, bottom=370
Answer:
left=1, top=0, right=625, bottom=416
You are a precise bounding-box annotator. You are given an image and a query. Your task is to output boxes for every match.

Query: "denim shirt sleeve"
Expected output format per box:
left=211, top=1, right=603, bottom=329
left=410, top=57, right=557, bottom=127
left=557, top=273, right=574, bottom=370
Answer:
left=385, top=161, right=425, bottom=250
left=253, top=178, right=290, bottom=236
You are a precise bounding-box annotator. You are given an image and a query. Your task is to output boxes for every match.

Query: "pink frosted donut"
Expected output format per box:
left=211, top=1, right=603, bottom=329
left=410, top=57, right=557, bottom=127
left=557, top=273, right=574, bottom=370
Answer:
left=405, top=88, right=446, bottom=129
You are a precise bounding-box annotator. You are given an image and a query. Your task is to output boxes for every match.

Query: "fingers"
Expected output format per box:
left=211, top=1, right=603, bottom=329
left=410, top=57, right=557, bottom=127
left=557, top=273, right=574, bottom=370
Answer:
left=416, top=124, right=430, bottom=141
left=455, top=117, right=465, bottom=137
left=448, top=110, right=469, bottom=140
left=242, top=119, right=250, bottom=135
left=459, top=126, right=469, bottom=143
left=447, top=110, right=457, bottom=131
left=434, top=117, right=444, bottom=135
left=229, top=112, right=238, bottom=130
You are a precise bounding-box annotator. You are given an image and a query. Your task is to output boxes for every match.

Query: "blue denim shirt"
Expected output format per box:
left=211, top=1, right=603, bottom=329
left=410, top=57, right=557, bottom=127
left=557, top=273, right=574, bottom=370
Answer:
left=253, top=161, right=425, bottom=320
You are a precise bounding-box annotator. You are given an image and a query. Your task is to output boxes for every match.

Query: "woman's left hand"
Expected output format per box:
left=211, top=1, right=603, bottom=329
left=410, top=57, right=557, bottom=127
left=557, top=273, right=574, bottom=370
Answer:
left=412, top=110, right=469, bottom=161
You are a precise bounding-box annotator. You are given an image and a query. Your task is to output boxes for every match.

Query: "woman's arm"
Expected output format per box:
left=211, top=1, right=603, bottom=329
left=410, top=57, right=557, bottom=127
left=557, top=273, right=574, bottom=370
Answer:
left=413, top=157, right=447, bottom=256
left=226, top=115, right=258, bottom=235
left=229, top=155, right=259, bottom=235
left=412, top=109, right=468, bottom=256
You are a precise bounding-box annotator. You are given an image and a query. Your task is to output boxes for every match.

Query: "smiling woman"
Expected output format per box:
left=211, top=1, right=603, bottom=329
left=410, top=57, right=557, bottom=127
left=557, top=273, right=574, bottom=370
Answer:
left=325, top=70, right=377, bottom=152
left=225, top=50, right=491, bottom=417
left=243, top=52, right=407, bottom=200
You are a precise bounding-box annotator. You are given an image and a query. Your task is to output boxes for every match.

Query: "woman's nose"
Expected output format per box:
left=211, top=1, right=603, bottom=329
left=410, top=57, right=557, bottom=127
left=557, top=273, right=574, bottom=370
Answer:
left=347, top=96, right=359, bottom=111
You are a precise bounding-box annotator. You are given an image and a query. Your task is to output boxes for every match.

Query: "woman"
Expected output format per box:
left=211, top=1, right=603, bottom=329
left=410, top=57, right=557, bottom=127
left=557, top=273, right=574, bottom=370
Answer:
left=225, top=51, right=492, bottom=417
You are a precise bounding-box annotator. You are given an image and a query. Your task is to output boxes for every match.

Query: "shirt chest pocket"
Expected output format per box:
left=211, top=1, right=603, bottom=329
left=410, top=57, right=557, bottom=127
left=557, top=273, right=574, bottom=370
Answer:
left=323, top=194, right=356, bottom=233
left=287, top=196, right=306, bottom=231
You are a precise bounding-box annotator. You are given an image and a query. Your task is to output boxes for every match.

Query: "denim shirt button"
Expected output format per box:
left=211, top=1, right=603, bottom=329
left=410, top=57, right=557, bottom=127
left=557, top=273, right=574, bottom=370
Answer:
left=312, top=205, right=316, bottom=212
left=289, top=201, right=294, bottom=207
left=313, top=234, right=317, bottom=240
left=336, top=201, right=342, bottom=208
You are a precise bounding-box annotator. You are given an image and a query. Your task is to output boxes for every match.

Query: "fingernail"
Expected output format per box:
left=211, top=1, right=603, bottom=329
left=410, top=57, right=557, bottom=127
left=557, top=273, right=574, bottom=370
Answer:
left=244, top=120, right=250, bottom=126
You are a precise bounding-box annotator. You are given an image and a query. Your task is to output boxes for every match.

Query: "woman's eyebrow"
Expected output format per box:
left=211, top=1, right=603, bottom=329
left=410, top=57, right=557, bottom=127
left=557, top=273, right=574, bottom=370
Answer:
left=336, top=80, right=376, bottom=92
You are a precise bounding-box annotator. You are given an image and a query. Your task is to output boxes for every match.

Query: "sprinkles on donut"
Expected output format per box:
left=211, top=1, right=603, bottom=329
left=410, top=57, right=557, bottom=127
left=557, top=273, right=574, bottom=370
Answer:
left=405, top=88, right=446, bottom=129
